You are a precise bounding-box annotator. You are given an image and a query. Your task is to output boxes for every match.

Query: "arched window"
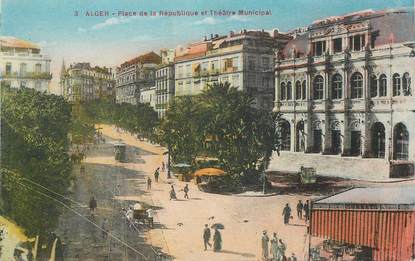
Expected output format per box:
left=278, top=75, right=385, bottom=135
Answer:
left=403, top=73, right=411, bottom=96
left=371, top=122, right=385, bottom=158
left=393, top=123, right=409, bottom=160
left=280, top=82, right=286, bottom=100
left=286, top=82, right=292, bottom=100
left=379, top=74, right=387, bottom=97
left=296, top=121, right=305, bottom=152
left=279, top=119, right=291, bottom=151
left=393, top=73, right=401, bottom=96
left=331, top=74, right=342, bottom=99
left=301, top=80, right=306, bottom=100
left=370, top=75, right=378, bottom=98
left=351, top=72, right=363, bottom=99
left=295, top=81, right=302, bottom=100
left=313, top=75, right=324, bottom=100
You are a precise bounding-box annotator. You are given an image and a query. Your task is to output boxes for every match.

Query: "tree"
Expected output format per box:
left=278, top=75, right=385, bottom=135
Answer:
left=199, top=82, right=281, bottom=185
left=1, top=87, right=73, bottom=237
left=159, top=95, right=204, bottom=164
left=159, top=82, right=281, bottom=185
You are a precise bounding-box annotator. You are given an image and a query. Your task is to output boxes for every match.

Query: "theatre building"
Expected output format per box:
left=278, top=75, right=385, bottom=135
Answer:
left=271, top=9, right=415, bottom=179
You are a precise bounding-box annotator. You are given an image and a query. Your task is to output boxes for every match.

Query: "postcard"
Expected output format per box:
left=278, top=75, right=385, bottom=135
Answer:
left=1, top=0, right=415, bottom=260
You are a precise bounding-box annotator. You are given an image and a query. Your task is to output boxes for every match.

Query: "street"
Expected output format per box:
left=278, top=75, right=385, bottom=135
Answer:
left=56, top=125, right=309, bottom=261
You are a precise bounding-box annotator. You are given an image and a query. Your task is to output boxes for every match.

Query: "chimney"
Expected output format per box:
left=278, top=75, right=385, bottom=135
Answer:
left=229, top=31, right=234, bottom=37
left=204, top=36, right=207, bottom=41
left=215, top=34, right=219, bottom=38
left=210, top=34, right=213, bottom=39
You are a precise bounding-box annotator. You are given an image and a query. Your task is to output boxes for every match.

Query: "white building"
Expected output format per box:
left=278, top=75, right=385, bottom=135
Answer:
left=174, top=30, right=291, bottom=110
left=0, top=36, right=51, bottom=92
left=139, top=86, right=156, bottom=109
left=271, top=9, right=415, bottom=180
left=60, top=62, right=115, bottom=102
left=155, top=49, right=175, bottom=118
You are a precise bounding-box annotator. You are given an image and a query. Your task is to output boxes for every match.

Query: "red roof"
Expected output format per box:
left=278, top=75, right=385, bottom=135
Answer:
left=0, top=36, right=40, bottom=49
left=120, top=51, right=161, bottom=68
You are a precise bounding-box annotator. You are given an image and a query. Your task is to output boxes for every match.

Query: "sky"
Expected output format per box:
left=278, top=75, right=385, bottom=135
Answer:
left=1, top=0, right=413, bottom=93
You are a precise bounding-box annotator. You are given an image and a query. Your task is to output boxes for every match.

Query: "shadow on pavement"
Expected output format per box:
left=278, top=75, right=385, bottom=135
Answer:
left=220, top=249, right=256, bottom=258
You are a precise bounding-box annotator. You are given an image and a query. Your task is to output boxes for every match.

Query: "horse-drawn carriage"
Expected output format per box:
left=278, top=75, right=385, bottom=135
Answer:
left=126, top=202, right=154, bottom=228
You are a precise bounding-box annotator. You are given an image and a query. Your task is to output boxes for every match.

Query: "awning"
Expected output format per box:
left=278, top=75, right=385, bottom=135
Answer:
left=194, top=168, right=226, bottom=177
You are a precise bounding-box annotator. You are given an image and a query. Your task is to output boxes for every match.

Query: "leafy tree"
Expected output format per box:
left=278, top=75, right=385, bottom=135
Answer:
left=1, top=87, right=73, bottom=237
left=159, top=82, right=281, bottom=185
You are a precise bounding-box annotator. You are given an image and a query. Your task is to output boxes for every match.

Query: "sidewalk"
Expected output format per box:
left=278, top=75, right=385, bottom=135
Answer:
left=100, top=125, right=309, bottom=261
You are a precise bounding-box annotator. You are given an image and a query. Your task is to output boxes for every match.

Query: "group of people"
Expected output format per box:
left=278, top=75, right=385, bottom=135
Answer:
left=261, top=231, right=296, bottom=261
left=169, top=184, right=190, bottom=200
left=203, top=224, right=222, bottom=252
left=282, top=200, right=310, bottom=225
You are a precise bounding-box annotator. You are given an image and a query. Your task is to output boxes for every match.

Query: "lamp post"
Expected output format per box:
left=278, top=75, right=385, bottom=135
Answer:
left=167, top=144, right=172, bottom=179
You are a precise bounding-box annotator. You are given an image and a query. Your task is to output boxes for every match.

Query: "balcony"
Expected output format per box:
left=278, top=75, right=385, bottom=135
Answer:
left=277, top=100, right=310, bottom=113
left=392, top=96, right=415, bottom=112
left=222, top=67, right=238, bottom=73
left=329, top=99, right=345, bottom=112
left=3, top=72, right=52, bottom=80
left=348, top=98, right=365, bottom=111
left=371, top=97, right=391, bottom=112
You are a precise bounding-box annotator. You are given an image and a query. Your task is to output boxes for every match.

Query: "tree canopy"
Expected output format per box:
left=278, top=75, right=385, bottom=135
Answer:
left=159, top=82, right=281, bottom=185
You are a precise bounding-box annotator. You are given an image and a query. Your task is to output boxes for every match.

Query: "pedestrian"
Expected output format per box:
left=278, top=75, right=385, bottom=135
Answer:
left=270, top=232, right=279, bottom=261
left=147, top=177, right=152, bottom=190
left=101, top=218, right=109, bottom=239
left=282, top=203, right=292, bottom=225
left=162, top=161, right=165, bottom=172
left=126, top=207, right=134, bottom=228
left=169, top=185, right=177, bottom=200
left=213, top=228, right=222, bottom=252
left=183, top=184, right=189, bottom=199
left=89, top=196, right=97, bottom=216
left=277, top=239, right=287, bottom=261
left=303, top=200, right=310, bottom=222
left=261, top=230, right=269, bottom=260
left=203, top=224, right=211, bottom=251
left=288, top=253, right=297, bottom=261
left=146, top=208, right=154, bottom=228
left=296, top=200, right=303, bottom=219
left=154, top=167, right=160, bottom=182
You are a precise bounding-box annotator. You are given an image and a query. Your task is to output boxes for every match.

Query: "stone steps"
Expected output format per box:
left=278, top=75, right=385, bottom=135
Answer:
left=267, top=151, right=390, bottom=180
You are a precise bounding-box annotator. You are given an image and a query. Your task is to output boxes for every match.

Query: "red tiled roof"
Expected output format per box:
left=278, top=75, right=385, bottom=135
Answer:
left=121, top=51, right=161, bottom=68
left=0, top=36, right=40, bottom=49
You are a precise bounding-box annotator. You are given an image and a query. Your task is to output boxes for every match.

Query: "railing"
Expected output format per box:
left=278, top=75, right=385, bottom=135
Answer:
left=2, top=72, right=52, bottom=79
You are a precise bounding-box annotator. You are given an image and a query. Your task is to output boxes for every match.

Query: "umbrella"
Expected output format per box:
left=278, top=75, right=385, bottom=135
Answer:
left=194, top=168, right=226, bottom=177
left=173, top=163, right=191, bottom=168
left=133, top=203, right=144, bottom=210
left=211, top=223, right=225, bottom=229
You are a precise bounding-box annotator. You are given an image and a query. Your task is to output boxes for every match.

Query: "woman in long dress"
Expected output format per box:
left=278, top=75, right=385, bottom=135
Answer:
left=270, top=233, right=279, bottom=260
left=213, top=228, right=222, bottom=252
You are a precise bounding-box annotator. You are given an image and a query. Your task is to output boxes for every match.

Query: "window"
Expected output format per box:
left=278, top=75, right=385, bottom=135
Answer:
left=35, top=64, right=41, bottom=73
left=333, top=38, right=342, bottom=53
left=286, top=82, right=292, bottom=100
left=403, top=73, right=411, bottom=96
left=301, top=80, right=306, bottom=100
left=350, top=34, right=366, bottom=51
left=248, top=57, right=255, bottom=70
left=379, top=74, right=387, bottom=97
left=295, top=81, right=301, bottom=100
left=393, top=73, right=401, bottom=96
left=261, top=57, right=270, bottom=70
left=5, top=63, right=12, bottom=74
left=280, top=82, right=286, bottom=100
left=313, top=76, right=324, bottom=100
left=370, top=75, right=378, bottom=98
left=313, top=41, right=326, bottom=56
left=351, top=72, right=363, bottom=99
left=332, top=74, right=343, bottom=99
left=19, top=63, right=27, bottom=76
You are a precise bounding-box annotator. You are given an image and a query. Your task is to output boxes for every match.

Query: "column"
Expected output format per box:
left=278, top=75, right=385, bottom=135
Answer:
left=362, top=66, right=371, bottom=157
left=306, top=72, right=313, bottom=153
left=290, top=120, right=296, bottom=152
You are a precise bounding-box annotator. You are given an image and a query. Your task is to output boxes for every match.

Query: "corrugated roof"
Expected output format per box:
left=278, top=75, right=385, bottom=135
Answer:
left=0, top=36, right=40, bottom=49
left=315, top=186, right=415, bottom=205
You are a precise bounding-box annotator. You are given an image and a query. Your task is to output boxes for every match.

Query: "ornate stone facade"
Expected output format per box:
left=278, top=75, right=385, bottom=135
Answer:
left=273, top=9, right=415, bottom=178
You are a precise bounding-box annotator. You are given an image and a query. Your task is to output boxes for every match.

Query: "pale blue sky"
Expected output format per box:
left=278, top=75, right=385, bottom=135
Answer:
left=1, top=0, right=412, bottom=92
